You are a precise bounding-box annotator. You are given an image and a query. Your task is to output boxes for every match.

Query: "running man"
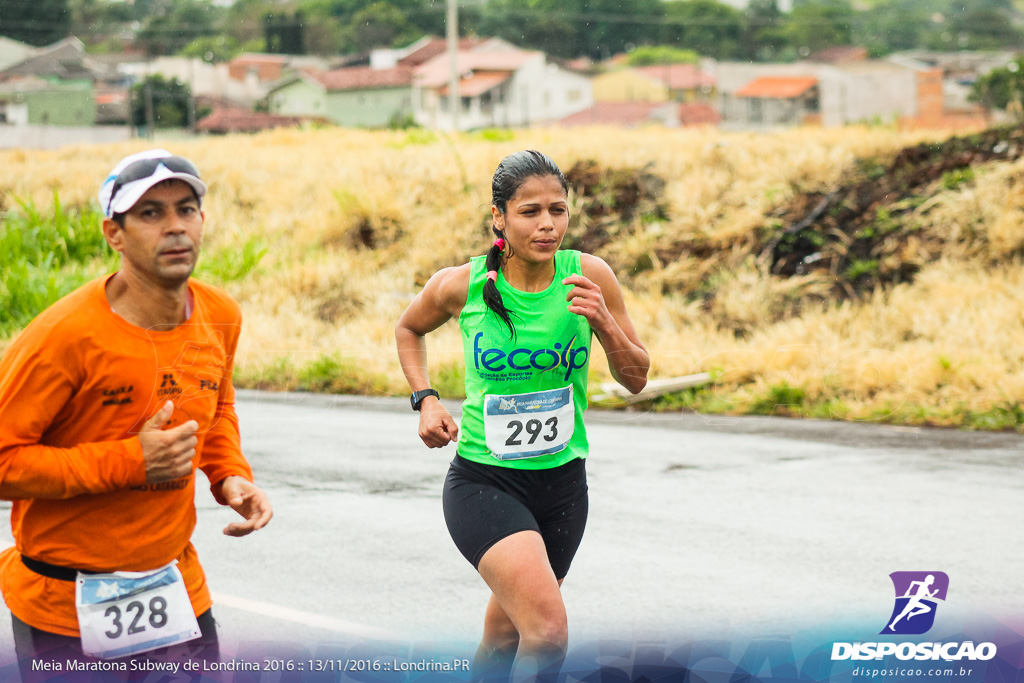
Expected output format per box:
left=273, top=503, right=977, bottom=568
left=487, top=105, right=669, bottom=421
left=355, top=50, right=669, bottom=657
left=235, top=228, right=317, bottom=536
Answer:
left=0, top=149, right=272, bottom=679
left=396, top=150, right=649, bottom=681
left=889, top=574, right=939, bottom=631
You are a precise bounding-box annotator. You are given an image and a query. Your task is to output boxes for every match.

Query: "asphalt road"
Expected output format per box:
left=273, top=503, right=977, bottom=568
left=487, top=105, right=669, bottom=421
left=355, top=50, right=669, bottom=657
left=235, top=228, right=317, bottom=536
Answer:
left=0, top=391, right=1021, bottom=675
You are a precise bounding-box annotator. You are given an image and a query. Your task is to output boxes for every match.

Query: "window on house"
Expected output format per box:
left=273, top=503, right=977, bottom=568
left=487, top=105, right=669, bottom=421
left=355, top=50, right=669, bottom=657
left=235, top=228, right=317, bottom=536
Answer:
left=567, top=89, right=581, bottom=103
left=804, top=88, right=820, bottom=113
left=750, top=98, right=763, bottom=124
left=461, top=96, right=471, bottom=112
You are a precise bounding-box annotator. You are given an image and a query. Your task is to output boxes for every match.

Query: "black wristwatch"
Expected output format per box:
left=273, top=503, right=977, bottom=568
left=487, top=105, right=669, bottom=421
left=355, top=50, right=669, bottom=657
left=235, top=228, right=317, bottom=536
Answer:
left=410, top=388, right=440, bottom=411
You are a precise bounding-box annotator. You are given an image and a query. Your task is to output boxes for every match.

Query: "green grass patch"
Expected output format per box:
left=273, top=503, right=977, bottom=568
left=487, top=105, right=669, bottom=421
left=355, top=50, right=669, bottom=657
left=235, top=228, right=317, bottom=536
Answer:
left=469, top=128, right=516, bottom=143
left=0, top=193, right=117, bottom=336
left=649, top=385, right=734, bottom=414
left=195, top=236, right=268, bottom=284
left=235, top=353, right=390, bottom=395
left=748, top=382, right=807, bottom=416
left=389, top=129, right=439, bottom=148
left=941, top=167, right=975, bottom=191
left=432, top=361, right=467, bottom=400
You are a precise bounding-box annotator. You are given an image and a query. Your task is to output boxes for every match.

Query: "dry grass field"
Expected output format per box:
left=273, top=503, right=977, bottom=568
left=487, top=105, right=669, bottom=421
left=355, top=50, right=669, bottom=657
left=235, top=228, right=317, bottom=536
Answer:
left=1, top=124, right=1022, bottom=430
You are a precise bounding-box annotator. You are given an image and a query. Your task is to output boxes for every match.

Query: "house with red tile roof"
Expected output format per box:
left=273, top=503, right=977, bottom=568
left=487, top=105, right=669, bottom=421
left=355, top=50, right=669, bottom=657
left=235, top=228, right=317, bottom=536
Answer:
left=196, top=107, right=310, bottom=134
left=591, top=62, right=716, bottom=105
left=267, top=66, right=414, bottom=128
left=413, top=45, right=592, bottom=130
left=710, top=59, right=953, bottom=129
left=559, top=101, right=720, bottom=128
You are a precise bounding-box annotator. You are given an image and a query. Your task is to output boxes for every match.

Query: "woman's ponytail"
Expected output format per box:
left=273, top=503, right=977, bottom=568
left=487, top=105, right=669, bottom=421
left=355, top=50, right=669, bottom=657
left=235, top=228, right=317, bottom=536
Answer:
left=483, top=231, right=516, bottom=340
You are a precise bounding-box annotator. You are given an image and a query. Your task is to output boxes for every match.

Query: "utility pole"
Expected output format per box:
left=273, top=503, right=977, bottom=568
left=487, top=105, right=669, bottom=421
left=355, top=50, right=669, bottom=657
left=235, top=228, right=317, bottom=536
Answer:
left=446, top=0, right=459, bottom=132
left=145, top=79, right=155, bottom=140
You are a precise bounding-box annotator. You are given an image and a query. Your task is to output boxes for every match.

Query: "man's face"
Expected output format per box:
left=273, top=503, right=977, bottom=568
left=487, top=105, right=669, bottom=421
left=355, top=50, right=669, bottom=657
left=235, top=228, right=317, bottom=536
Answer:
left=104, top=179, right=204, bottom=287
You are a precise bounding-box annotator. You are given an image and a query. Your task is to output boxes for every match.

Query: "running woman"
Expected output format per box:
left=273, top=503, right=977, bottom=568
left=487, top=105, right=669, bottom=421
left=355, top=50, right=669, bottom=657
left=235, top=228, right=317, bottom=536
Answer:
left=395, top=150, right=649, bottom=680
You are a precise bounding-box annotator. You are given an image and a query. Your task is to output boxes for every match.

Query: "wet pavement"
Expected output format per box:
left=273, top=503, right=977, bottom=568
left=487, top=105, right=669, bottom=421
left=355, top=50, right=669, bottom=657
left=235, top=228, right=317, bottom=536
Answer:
left=1, top=390, right=1021, bottom=664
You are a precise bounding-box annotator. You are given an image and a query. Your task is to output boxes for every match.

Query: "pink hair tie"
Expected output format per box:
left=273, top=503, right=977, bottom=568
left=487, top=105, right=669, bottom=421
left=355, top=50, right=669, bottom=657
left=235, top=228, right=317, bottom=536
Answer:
left=493, top=238, right=506, bottom=250
left=486, top=270, right=498, bottom=282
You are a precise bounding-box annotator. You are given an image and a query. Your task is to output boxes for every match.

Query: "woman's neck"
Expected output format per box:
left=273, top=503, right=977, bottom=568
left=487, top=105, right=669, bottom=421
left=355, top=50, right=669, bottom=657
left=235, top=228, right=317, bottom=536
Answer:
left=502, top=255, right=555, bottom=293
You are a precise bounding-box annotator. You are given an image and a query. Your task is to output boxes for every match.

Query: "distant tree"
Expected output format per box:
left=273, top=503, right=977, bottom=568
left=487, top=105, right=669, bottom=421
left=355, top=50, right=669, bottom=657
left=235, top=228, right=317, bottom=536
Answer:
left=299, top=0, right=420, bottom=25
left=858, top=0, right=933, bottom=57
left=302, top=15, right=347, bottom=55
left=946, top=0, right=1023, bottom=50
left=741, top=0, right=789, bottom=61
left=480, top=0, right=665, bottom=60
left=971, top=58, right=1024, bottom=120
left=136, top=0, right=221, bottom=56
left=477, top=0, right=582, bottom=58
left=179, top=35, right=245, bottom=62
left=626, top=46, right=700, bottom=67
left=221, top=0, right=276, bottom=46
left=576, top=0, right=666, bottom=59
left=264, top=10, right=305, bottom=54
left=401, top=0, right=449, bottom=37
left=131, top=75, right=191, bottom=129
left=782, top=0, right=856, bottom=55
left=69, top=0, right=132, bottom=31
left=341, top=1, right=421, bottom=51
left=0, top=0, right=71, bottom=46
left=661, top=0, right=743, bottom=59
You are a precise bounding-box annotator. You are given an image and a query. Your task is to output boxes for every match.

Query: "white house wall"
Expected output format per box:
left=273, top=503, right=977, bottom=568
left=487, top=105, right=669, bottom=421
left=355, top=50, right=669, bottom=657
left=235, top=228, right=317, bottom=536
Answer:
left=713, top=61, right=921, bottom=128
left=269, top=79, right=327, bottom=118
left=820, top=66, right=918, bottom=124
left=413, top=54, right=592, bottom=130
left=120, top=58, right=270, bottom=106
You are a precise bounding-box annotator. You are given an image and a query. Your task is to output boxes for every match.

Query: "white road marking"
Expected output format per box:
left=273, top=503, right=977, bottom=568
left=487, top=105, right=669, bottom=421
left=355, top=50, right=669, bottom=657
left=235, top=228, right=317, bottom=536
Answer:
left=211, top=592, right=400, bottom=639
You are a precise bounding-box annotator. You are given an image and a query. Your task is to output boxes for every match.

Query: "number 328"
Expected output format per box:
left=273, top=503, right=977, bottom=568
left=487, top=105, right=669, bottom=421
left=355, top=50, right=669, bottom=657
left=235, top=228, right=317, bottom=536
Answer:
left=104, top=597, right=169, bottom=639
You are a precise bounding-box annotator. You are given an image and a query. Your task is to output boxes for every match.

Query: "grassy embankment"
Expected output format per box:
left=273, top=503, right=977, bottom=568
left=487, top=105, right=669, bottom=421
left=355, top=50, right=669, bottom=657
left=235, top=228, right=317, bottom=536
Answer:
left=1, top=125, right=1022, bottom=431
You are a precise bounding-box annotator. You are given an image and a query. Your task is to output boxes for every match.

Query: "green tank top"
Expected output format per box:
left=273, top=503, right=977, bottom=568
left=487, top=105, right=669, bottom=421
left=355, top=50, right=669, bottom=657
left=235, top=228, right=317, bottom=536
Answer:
left=457, top=249, right=592, bottom=469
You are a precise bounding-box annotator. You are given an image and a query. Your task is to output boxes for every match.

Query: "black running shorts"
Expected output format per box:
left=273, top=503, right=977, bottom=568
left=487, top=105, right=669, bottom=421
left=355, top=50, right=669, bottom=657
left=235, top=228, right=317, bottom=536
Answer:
left=442, top=454, right=588, bottom=580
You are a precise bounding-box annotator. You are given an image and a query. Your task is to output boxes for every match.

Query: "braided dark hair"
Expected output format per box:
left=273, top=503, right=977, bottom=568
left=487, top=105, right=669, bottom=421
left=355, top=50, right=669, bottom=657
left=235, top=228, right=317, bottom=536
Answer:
left=485, top=150, right=568, bottom=339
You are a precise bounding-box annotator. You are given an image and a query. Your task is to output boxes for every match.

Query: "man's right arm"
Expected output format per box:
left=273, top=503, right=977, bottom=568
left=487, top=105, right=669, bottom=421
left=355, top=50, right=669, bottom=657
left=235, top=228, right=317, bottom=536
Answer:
left=0, top=340, right=153, bottom=500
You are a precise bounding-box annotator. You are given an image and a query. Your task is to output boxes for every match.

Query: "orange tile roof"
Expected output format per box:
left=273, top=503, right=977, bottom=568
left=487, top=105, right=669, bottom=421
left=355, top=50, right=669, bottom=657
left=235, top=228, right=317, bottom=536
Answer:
left=736, top=76, right=818, bottom=99
left=415, top=50, right=538, bottom=88
left=439, top=71, right=511, bottom=97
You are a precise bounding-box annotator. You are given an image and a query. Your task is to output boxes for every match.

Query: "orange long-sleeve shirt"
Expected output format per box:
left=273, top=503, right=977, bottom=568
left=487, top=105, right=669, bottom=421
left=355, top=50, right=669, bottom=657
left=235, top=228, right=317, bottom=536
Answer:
left=0, top=275, right=254, bottom=636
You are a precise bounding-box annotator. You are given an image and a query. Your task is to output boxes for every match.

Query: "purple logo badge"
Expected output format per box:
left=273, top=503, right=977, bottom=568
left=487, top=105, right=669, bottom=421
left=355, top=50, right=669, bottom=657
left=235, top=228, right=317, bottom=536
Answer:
left=880, top=571, right=949, bottom=635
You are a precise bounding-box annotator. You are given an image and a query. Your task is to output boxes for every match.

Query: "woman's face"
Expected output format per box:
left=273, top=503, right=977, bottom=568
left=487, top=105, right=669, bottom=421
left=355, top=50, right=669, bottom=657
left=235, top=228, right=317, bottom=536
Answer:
left=493, top=174, right=569, bottom=265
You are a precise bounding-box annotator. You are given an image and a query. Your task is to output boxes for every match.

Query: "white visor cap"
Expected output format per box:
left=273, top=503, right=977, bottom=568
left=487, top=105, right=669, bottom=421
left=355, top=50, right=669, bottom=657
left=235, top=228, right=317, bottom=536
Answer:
left=99, top=149, right=207, bottom=218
